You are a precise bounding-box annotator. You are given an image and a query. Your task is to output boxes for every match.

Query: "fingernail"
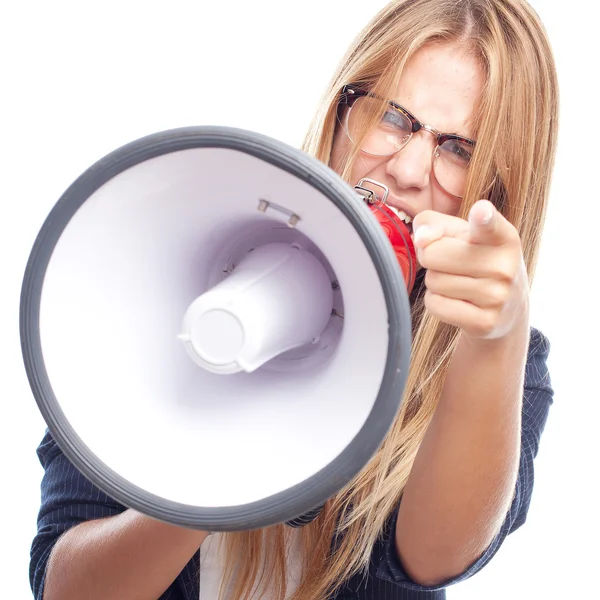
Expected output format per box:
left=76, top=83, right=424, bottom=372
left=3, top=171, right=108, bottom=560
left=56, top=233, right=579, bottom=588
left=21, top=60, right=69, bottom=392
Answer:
left=416, top=247, right=424, bottom=264
left=413, top=225, right=431, bottom=246
left=481, top=204, right=494, bottom=224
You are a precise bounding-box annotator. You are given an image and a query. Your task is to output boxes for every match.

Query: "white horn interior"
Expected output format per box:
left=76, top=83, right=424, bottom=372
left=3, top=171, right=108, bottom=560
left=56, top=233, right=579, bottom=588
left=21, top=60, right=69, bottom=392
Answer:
left=39, top=147, right=390, bottom=507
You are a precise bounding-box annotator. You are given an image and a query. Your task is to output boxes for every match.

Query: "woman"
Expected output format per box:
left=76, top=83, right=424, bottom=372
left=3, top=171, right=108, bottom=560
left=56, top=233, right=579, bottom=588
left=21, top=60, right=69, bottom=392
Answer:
left=30, top=0, right=558, bottom=599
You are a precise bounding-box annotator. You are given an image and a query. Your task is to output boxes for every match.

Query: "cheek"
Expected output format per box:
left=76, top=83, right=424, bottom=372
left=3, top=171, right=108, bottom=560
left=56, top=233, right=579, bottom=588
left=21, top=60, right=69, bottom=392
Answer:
left=330, top=130, right=388, bottom=183
left=432, top=190, right=462, bottom=217
left=344, top=154, right=390, bottom=187
left=330, top=129, right=351, bottom=175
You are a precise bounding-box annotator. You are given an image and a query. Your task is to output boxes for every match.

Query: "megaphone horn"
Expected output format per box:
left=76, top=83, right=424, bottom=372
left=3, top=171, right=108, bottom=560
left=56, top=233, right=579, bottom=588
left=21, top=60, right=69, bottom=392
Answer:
left=20, top=126, right=413, bottom=531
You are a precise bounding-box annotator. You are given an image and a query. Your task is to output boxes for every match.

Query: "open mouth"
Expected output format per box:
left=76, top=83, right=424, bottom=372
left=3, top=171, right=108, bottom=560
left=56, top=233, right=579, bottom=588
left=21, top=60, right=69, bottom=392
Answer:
left=387, top=205, right=414, bottom=239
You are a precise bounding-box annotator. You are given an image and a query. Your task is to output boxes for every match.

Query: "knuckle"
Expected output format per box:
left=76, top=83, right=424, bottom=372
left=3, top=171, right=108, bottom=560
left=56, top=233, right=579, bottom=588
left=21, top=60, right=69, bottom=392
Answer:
left=424, top=269, right=438, bottom=288
left=507, top=226, right=522, bottom=245
left=423, top=289, right=437, bottom=311
left=488, top=282, right=511, bottom=307
left=476, top=311, right=497, bottom=337
left=413, top=210, right=435, bottom=229
left=491, top=258, right=516, bottom=283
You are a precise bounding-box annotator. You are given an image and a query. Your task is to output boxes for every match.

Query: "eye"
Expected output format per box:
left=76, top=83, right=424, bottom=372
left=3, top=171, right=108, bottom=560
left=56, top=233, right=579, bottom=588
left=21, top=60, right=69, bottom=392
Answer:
left=439, top=139, right=473, bottom=166
left=380, top=108, right=412, bottom=135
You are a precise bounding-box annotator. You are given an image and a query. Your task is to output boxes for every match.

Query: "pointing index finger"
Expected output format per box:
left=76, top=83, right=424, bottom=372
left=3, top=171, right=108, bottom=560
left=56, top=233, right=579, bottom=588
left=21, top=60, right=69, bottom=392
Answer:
left=468, top=200, right=511, bottom=246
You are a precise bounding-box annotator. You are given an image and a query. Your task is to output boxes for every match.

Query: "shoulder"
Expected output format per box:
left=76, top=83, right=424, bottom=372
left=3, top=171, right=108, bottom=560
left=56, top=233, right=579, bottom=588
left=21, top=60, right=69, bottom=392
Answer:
left=527, top=326, right=551, bottom=361
left=521, top=326, right=554, bottom=456
left=524, top=326, right=553, bottom=393
left=36, top=428, right=63, bottom=469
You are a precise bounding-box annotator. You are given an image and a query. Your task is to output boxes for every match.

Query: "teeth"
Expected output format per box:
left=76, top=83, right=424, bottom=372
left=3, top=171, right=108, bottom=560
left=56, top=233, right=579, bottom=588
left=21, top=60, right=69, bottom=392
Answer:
left=398, top=210, right=413, bottom=224
left=389, top=206, right=413, bottom=225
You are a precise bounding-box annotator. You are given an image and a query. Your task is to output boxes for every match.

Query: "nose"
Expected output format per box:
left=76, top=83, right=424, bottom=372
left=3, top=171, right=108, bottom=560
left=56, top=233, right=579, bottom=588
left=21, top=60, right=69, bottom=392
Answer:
left=384, top=132, right=434, bottom=192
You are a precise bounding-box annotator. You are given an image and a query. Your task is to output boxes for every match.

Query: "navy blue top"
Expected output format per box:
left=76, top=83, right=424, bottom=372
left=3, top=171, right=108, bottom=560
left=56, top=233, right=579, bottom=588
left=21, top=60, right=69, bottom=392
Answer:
left=29, top=327, right=553, bottom=599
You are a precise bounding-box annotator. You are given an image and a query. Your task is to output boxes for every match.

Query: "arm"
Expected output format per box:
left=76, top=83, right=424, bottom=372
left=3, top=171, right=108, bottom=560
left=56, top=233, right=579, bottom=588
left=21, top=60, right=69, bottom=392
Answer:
left=375, top=326, right=552, bottom=592
left=30, top=431, right=208, bottom=600
left=395, top=320, right=528, bottom=585
left=43, top=510, right=208, bottom=600
left=394, top=201, right=553, bottom=587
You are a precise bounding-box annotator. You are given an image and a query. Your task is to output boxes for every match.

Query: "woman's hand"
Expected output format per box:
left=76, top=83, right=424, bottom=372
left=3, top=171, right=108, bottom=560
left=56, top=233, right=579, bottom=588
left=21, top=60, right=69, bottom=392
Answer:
left=412, top=200, right=529, bottom=341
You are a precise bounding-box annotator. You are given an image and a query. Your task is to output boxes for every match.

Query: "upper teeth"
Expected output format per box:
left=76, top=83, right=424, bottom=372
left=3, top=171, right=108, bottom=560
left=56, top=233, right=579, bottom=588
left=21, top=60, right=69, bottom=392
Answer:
left=389, top=206, right=412, bottom=224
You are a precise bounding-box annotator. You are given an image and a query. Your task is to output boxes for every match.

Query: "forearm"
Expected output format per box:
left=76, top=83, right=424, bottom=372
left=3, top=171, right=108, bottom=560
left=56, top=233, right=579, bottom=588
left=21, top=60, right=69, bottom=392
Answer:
left=396, top=320, right=530, bottom=585
left=43, top=508, right=209, bottom=600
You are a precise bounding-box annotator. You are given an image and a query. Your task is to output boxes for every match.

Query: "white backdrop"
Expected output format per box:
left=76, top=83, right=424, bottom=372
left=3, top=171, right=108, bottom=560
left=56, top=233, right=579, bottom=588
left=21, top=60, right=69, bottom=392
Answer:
left=2, top=1, right=598, bottom=598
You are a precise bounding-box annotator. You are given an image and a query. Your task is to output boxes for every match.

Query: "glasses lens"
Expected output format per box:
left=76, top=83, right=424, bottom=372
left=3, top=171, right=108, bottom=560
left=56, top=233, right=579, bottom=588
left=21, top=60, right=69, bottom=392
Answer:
left=346, top=96, right=412, bottom=156
left=433, top=138, right=473, bottom=198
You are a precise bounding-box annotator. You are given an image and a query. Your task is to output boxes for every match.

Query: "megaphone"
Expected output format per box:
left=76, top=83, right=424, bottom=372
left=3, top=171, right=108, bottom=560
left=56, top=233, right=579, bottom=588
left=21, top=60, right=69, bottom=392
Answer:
left=20, top=126, right=415, bottom=531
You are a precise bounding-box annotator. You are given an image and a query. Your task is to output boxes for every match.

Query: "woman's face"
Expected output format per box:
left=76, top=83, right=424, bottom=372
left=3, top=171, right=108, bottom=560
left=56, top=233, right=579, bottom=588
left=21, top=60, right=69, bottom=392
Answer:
left=331, top=43, right=484, bottom=223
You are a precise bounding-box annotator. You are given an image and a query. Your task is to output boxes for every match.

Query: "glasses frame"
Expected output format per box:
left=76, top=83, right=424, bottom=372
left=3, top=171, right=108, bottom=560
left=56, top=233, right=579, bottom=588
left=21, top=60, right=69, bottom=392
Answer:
left=339, top=84, right=477, bottom=199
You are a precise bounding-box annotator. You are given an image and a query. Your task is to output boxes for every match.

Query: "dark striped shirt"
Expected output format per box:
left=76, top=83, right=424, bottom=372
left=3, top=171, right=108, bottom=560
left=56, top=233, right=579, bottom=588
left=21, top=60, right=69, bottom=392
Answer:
left=29, top=327, right=553, bottom=600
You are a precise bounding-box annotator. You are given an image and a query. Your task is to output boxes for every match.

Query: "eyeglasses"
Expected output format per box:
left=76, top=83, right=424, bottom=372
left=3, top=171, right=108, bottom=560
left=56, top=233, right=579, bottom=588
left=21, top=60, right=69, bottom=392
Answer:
left=339, top=85, right=476, bottom=199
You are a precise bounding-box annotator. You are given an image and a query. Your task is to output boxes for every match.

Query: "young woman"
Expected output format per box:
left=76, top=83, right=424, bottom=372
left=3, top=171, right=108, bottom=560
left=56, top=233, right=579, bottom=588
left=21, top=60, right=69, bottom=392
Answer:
left=30, top=1, right=558, bottom=599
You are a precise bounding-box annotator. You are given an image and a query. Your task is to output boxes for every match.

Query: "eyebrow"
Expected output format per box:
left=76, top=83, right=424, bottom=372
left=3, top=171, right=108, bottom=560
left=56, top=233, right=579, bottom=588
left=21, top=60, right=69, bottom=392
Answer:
left=342, top=85, right=476, bottom=142
left=387, top=99, right=476, bottom=142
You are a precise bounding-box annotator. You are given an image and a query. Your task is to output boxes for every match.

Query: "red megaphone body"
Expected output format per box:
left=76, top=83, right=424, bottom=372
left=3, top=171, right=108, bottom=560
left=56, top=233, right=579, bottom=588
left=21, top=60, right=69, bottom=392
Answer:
left=354, top=179, right=417, bottom=295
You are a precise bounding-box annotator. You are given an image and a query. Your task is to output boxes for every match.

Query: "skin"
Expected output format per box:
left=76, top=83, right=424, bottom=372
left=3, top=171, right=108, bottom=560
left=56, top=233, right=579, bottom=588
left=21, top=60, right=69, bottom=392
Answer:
left=331, top=43, right=531, bottom=585
left=43, top=511, right=210, bottom=600
left=331, top=43, right=481, bottom=227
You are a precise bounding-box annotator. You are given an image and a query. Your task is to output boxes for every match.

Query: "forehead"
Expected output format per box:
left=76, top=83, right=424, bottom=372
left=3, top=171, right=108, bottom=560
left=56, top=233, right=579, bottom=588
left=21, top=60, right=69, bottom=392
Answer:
left=392, top=43, right=484, bottom=139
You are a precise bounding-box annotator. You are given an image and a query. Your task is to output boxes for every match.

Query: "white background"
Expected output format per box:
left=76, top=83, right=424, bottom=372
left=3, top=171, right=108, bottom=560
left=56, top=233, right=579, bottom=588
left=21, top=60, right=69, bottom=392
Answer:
left=1, top=1, right=598, bottom=598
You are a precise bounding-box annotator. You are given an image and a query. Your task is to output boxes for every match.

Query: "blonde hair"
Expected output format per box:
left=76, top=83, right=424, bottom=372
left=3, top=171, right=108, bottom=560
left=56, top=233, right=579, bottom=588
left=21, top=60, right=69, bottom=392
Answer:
left=219, top=1, right=559, bottom=598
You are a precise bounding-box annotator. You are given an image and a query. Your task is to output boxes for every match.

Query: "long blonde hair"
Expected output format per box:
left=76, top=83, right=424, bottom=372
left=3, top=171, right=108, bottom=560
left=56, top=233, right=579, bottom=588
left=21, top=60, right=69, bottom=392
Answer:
left=218, top=1, right=559, bottom=598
